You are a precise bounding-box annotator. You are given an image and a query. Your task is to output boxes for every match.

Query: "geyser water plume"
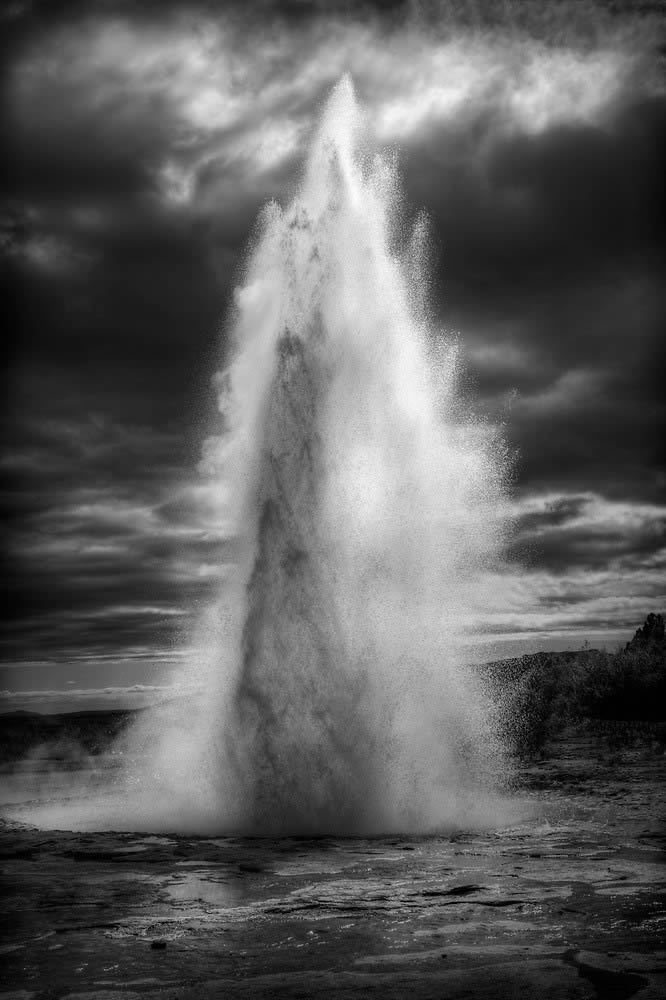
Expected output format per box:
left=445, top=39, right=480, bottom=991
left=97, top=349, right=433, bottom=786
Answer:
left=13, top=77, right=514, bottom=835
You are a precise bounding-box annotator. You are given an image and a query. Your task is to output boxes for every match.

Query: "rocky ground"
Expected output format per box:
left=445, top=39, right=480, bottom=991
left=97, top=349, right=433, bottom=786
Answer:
left=1, top=731, right=665, bottom=999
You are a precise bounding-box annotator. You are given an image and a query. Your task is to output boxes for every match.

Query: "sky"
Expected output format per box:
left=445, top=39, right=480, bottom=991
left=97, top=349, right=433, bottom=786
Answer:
left=2, top=0, right=665, bottom=713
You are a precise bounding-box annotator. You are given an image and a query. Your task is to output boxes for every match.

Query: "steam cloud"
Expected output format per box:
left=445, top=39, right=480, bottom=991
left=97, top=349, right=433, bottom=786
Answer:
left=13, top=79, right=515, bottom=835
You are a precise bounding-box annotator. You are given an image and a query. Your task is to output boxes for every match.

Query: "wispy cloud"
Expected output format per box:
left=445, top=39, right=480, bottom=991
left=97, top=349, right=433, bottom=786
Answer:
left=7, top=11, right=650, bottom=217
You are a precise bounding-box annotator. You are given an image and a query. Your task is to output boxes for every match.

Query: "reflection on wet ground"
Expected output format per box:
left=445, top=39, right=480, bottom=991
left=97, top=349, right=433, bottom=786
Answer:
left=1, top=733, right=665, bottom=998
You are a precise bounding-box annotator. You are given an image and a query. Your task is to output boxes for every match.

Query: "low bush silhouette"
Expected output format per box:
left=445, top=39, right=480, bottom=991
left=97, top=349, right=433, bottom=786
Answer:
left=482, top=613, right=666, bottom=754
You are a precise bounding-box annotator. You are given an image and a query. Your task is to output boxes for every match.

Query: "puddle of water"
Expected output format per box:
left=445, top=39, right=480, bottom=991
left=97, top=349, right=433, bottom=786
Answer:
left=165, top=873, right=244, bottom=907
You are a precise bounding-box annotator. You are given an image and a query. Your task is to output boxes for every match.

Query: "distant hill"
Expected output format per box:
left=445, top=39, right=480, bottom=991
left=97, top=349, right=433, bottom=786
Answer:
left=0, top=708, right=145, bottom=764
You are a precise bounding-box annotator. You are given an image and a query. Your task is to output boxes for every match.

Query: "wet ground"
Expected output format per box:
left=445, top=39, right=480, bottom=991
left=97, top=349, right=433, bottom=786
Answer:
left=1, top=732, right=665, bottom=999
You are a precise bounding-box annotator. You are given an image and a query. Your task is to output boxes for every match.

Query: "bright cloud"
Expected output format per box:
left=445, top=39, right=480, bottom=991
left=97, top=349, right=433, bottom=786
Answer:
left=8, top=11, right=653, bottom=209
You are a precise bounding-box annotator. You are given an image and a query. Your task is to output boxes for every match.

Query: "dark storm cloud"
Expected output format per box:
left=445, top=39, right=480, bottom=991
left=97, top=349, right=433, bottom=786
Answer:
left=1, top=0, right=664, bottom=697
left=413, top=98, right=664, bottom=315
left=404, top=90, right=665, bottom=495
left=405, top=106, right=665, bottom=514
left=2, top=411, right=243, bottom=669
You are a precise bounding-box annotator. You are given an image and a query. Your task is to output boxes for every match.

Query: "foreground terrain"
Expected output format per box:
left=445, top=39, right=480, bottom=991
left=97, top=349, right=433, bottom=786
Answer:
left=1, top=729, right=665, bottom=999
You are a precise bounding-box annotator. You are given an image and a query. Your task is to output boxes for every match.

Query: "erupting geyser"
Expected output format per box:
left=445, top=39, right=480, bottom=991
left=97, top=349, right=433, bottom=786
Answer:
left=17, top=77, right=515, bottom=835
